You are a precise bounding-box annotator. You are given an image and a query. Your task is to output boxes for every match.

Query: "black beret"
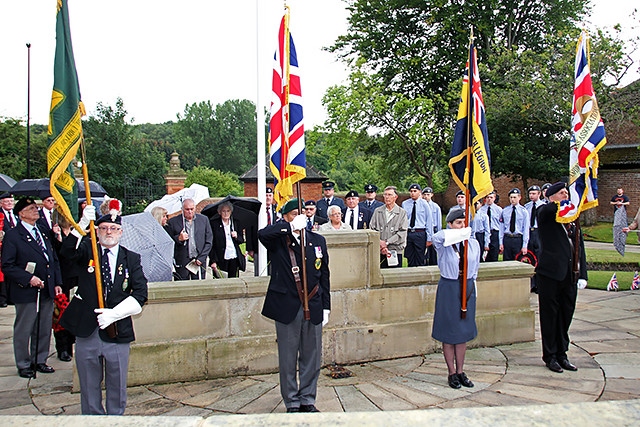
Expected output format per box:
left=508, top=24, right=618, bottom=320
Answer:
left=0, top=192, right=13, bottom=200
left=281, top=198, right=302, bottom=215
left=446, top=208, right=466, bottom=223
left=266, top=187, right=274, bottom=194
left=545, top=182, right=566, bottom=198
left=95, top=213, right=122, bottom=226
left=509, top=188, right=521, bottom=196
left=364, top=184, right=378, bottom=193
left=527, top=185, right=541, bottom=192
left=304, top=200, right=316, bottom=207
left=541, top=183, right=552, bottom=191
left=422, top=187, right=433, bottom=194
left=14, top=197, right=36, bottom=215
left=345, top=190, right=359, bottom=198
left=408, top=183, right=421, bottom=191
left=456, top=190, right=464, bottom=197
left=322, top=181, right=335, bottom=190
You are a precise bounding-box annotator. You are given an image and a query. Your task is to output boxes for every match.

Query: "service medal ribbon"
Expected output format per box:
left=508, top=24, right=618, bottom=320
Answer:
left=315, top=258, right=322, bottom=270
left=88, top=259, right=95, bottom=273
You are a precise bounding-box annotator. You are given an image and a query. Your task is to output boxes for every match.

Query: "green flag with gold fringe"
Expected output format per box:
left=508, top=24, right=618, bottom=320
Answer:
left=47, top=0, right=85, bottom=232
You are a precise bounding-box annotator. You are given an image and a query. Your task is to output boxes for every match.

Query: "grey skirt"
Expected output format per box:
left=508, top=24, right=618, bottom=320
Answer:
left=431, top=277, right=477, bottom=344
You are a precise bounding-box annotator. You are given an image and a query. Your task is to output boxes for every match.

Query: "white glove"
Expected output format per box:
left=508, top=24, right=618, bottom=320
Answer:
left=79, top=205, right=97, bottom=229
left=577, top=279, right=587, bottom=289
left=94, top=296, right=142, bottom=329
left=443, top=227, right=472, bottom=247
left=322, top=309, right=330, bottom=327
left=290, top=214, right=308, bottom=231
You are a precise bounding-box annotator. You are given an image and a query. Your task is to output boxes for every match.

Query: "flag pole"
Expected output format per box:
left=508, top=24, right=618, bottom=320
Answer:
left=296, top=181, right=310, bottom=320
left=461, top=27, right=475, bottom=320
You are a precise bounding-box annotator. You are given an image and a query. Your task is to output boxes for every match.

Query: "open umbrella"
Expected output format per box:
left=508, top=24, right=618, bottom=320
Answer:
left=0, top=173, right=17, bottom=192
left=201, top=195, right=262, bottom=253
left=613, top=206, right=627, bottom=256
left=120, top=212, right=174, bottom=282
left=144, top=183, right=210, bottom=215
left=11, top=178, right=107, bottom=199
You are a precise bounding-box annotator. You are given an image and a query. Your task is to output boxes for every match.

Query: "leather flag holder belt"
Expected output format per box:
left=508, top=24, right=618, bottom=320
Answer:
left=286, top=236, right=318, bottom=306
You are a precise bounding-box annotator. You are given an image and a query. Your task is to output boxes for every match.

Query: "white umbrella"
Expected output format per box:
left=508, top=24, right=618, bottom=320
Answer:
left=144, top=183, right=210, bottom=215
left=121, top=212, right=174, bottom=282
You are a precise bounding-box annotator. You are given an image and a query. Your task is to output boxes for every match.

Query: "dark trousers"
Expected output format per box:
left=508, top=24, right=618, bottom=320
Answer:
left=475, top=232, right=486, bottom=262
left=222, top=258, right=240, bottom=278
left=175, top=264, right=206, bottom=280
left=502, top=235, right=523, bottom=261
left=425, top=227, right=438, bottom=266
left=486, top=230, right=500, bottom=262
left=528, top=229, right=540, bottom=291
left=0, top=281, right=7, bottom=305
left=537, top=270, right=577, bottom=363
left=404, top=230, right=427, bottom=267
left=380, top=253, right=403, bottom=269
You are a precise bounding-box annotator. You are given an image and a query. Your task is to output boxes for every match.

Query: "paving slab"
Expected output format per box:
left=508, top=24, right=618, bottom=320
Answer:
left=356, top=382, right=417, bottom=410
left=335, top=384, right=380, bottom=412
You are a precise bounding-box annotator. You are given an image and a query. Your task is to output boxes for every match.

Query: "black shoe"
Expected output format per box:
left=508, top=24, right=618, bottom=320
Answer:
left=0, top=302, right=7, bottom=307
left=300, top=404, right=320, bottom=412
left=286, top=407, right=300, bottom=413
left=58, top=351, right=72, bottom=362
left=457, top=372, right=474, bottom=388
left=559, top=358, right=577, bottom=371
left=546, top=359, right=563, bottom=373
left=34, top=363, right=55, bottom=374
left=530, top=287, right=538, bottom=294
left=448, top=374, right=461, bottom=389
left=18, top=368, right=35, bottom=378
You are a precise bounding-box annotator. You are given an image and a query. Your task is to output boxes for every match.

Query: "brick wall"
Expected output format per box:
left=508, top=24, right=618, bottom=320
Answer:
left=596, top=170, right=640, bottom=222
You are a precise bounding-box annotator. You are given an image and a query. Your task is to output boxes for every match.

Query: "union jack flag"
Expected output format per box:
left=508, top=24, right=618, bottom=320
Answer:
left=632, top=271, right=640, bottom=291
left=559, top=31, right=607, bottom=222
left=607, top=273, right=618, bottom=291
left=268, top=9, right=306, bottom=210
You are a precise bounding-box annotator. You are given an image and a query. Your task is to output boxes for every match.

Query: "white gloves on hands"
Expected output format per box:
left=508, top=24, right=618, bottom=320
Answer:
left=443, top=227, right=472, bottom=247
left=577, top=279, right=587, bottom=290
left=290, top=214, right=308, bottom=231
left=79, top=205, right=97, bottom=229
left=94, top=296, right=142, bottom=329
left=322, top=309, right=330, bottom=327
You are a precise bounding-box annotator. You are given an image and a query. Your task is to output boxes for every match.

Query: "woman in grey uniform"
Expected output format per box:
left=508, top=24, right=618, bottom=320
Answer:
left=431, top=209, right=480, bottom=389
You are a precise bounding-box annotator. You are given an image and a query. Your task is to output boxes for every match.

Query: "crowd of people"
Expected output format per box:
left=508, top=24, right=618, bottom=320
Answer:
left=0, top=177, right=607, bottom=414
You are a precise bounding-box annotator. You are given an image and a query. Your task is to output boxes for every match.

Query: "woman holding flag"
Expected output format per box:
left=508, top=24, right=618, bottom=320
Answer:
left=431, top=209, right=480, bottom=389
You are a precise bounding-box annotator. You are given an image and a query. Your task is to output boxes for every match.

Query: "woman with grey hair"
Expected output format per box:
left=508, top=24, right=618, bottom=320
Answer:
left=208, top=202, right=245, bottom=277
left=319, top=205, right=352, bottom=231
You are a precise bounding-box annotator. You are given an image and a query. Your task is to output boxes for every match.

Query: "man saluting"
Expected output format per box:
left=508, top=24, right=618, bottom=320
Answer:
left=59, top=206, right=148, bottom=415
left=258, top=198, right=331, bottom=413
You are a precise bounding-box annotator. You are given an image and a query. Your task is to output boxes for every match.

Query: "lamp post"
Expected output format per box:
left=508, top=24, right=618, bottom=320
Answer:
left=26, top=42, right=31, bottom=179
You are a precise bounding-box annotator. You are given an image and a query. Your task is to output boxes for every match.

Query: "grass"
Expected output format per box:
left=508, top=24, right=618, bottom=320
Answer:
left=587, top=270, right=638, bottom=291
left=582, top=222, right=639, bottom=244
left=585, top=248, right=640, bottom=264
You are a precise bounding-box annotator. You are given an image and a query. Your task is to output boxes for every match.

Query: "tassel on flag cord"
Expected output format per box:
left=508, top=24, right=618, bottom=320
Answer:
left=607, top=273, right=618, bottom=291
left=631, top=271, right=640, bottom=291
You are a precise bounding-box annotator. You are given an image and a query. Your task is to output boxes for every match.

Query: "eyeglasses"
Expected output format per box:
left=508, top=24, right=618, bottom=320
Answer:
left=98, top=226, right=122, bottom=232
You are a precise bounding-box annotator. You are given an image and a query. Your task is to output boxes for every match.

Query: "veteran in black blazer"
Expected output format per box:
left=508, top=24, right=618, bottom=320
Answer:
left=208, top=202, right=246, bottom=278
left=1, top=197, right=62, bottom=378
left=165, top=198, right=213, bottom=280
left=59, top=209, right=148, bottom=415
left=258, top=199, right=330, bottom=413
left=535, top=182, right=587, bottom=374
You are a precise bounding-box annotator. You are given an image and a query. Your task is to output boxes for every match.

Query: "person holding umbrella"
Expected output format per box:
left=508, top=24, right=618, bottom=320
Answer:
left=1, top=197, right=62, bottom=378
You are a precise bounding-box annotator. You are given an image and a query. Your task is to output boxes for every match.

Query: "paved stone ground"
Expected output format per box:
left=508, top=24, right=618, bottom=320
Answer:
left=1, top=240, right=639, bottom=416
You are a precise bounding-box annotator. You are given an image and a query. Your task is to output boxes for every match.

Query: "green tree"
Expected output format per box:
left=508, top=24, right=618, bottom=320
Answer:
left=174, top=99, right=257, bottom=175
left=0, top=118, right=48, bottom=180
left=82, top=98, right=167, bottom=208
left=186, top=166, right=243, bottom=197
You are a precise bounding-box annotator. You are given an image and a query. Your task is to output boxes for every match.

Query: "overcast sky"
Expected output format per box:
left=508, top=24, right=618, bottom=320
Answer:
left=1, top=0, right=637, bottom=128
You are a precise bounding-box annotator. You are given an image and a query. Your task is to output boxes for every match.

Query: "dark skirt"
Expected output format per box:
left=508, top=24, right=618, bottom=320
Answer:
left=431, top=277, right=477, bottom=345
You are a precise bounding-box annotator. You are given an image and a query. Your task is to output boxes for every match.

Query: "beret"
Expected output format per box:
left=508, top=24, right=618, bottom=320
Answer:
left=304, top=200, right=316, bottom=207
left=456, top=190, right=464, bottom=197
left=446, top=208, right=465, bottom=223
left=545, top=182, right=566, bottom=198
left=14, top=197, right=36, bottom=215
left=95, top=213, right=122, bottom=226
left=422, top=187, right=433, bottom=194
left=266, top=187, right=274, bottom=194
left=408, top=183, right=421, bottom=191
left=527, top=185, right=541, bottom=192
left=509, top=188, right=521, bottom=196
left=281, top=198, right=302, bottom=215
left=345, top=190, right=359, bottom=198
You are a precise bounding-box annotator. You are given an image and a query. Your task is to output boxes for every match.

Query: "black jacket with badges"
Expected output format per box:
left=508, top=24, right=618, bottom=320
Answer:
left=258, top=222, right=330, bottom=325
left=59, top=234, right=148, bottom=343
left=1, top=222, right=62, bottom=304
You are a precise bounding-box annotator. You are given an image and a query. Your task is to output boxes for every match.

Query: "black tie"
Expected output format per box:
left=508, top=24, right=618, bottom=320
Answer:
left=367, top=201, right=372, bottom=208
left=410, top=201, right=416, bottom=229
left=326, top=198, right=331, bottom=205
left=510, top=207, right=516, bottom=233
left=487, top=206, right=492, bottom=229
left=33, top=227, right=49, bottom=260
left=530, top=203, right=537, bottom=228
left=102, top=248, right=113, bottom=300
left=307, top=217, right=312, bottom=231
left=8, top=211, right=15, bottom=228
left=350, top=209, right=355, bottom=229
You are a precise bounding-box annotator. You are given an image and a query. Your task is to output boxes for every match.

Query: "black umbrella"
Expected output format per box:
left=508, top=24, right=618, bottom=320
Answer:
left=0, top=173, right=17, bottom=192
left=10, top=178, right=107, bottom=199
left=201, top=195, right=262, bottom=253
